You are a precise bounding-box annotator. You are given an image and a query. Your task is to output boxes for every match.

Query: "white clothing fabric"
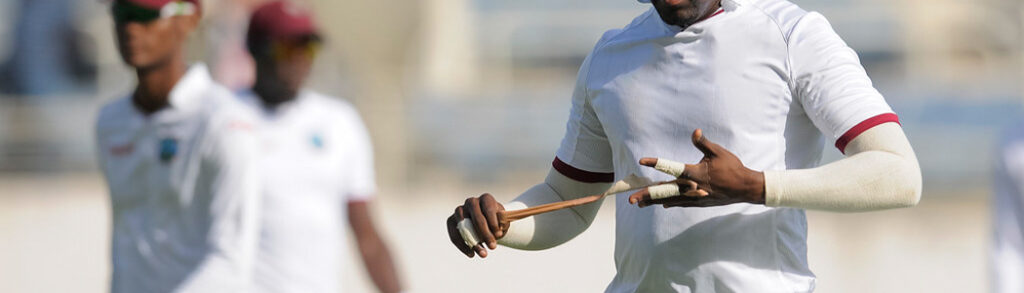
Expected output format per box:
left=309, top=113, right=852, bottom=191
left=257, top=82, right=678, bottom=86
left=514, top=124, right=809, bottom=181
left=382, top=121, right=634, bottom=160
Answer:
left=551, top=1, right=896, bottom=292
left=993, top=120, right=1024, bottom=293
left=95, top=64, right=262, bottom=293
left=237, top=90, right=376, bottom=293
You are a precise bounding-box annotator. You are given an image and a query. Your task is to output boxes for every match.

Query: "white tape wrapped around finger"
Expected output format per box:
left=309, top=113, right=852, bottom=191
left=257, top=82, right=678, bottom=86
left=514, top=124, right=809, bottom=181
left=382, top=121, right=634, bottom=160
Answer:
left=654, top=158, right=687, bottom=177
left=605, top=174, right=655, bottom=195
left=457, top=218, right=480, bottom=248
left=648, top=183, right=681, bottom=200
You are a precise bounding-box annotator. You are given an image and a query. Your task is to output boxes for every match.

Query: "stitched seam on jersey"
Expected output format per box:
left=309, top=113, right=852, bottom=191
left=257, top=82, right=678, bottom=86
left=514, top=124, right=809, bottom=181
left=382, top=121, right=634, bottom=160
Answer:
left=574, top=45, right=613, bottom=174
left=571, top=10, right=657, bottom=174
left=746, top=2, right=805, bottom=99
left=783, top=14, right=811, bottom=105
left=583, top=7, right=657, bottom=88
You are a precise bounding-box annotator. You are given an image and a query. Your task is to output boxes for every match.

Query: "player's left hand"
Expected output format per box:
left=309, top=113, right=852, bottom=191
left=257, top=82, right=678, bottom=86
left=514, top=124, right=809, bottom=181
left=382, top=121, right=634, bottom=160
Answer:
left=629, top=129, right=766, bottom=208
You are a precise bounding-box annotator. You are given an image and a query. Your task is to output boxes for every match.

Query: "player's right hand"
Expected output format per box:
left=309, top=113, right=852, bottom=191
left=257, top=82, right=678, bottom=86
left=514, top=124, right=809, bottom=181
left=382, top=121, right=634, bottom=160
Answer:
left=446, top=193, right=506, bottom=258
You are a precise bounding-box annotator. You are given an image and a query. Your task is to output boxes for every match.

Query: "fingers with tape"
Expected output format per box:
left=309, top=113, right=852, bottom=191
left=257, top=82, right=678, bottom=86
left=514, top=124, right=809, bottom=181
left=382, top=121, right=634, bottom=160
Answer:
left=648, top=183, right=680, bottom=200
left=628, top=179, right=708, bottom=207
left=653, top=158, right=687, bottom=177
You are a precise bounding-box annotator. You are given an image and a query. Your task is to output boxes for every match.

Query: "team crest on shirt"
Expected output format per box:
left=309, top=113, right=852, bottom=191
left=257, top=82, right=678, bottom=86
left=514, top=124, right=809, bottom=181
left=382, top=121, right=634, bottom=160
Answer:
left=310, top=133, right=324, bottom=150
left=159, top=138, right=178, bottom=163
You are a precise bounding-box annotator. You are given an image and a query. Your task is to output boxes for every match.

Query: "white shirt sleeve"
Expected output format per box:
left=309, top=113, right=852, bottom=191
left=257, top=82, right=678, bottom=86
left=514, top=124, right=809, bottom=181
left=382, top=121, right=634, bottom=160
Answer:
left=788, top=12, right=896, bottom=152
left=993, top=133, right=1024, bottom=293
left=341, top=108, right=377, bottom=202
left=553, top=51, right=615, bottom=180
left=177, top=113, right=262, bottom=292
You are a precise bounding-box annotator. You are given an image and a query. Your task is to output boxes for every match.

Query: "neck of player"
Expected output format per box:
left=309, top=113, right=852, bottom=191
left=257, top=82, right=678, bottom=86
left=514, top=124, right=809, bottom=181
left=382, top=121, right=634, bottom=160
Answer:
left=661, top=0, right=722, bottom=30
left=252, top=78, right=296, bottom=111
left=132, top=54, right=187, bottom=115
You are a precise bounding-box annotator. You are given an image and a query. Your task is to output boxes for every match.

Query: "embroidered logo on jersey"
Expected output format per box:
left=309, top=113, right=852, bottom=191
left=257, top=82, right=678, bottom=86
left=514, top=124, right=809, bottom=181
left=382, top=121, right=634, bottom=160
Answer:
left=159, top=138, right=178, bottom=163
left=311, top=133, right=324, bottom=150
left=109, top=143, right=134, bottom=156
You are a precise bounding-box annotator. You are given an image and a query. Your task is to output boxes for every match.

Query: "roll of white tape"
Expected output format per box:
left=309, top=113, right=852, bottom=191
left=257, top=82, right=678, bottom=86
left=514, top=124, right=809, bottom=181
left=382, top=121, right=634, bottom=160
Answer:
left=648, top=183, right=681, bottom=200
left=457, top=218, right=480, bottom=248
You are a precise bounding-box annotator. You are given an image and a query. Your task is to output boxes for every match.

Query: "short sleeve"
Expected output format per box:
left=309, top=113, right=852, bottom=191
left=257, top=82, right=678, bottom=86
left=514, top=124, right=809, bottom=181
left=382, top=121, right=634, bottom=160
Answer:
left=788, top=12, right=898, bottom=154
left=553, top=52, right=615, bottom=182
left=340, top=109, right=377, bottom=201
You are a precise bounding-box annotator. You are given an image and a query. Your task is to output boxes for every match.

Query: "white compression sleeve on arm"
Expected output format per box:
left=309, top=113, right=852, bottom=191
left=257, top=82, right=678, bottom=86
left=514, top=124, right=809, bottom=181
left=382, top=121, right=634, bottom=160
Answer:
left=764, top=123, right=922, bottom=212
left=495, top=168, right=614, bottom=250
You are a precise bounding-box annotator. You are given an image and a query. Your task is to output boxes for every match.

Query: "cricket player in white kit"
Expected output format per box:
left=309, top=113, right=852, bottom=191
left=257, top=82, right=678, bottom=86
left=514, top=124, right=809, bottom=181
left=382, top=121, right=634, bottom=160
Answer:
left=992, top=120, right=1024, bottom=293
left=95, top=0, right=262, bottom=292
left=446, top=0, right=922, bottom=292
left=239, top=2, right=403, bottom=292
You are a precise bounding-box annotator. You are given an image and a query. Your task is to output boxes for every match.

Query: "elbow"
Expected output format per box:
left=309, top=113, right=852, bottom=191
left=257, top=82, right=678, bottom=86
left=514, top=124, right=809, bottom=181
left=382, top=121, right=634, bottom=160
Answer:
left=892, top=163, right=922, bottom=209
left=894, top=182, right=921, bottom=208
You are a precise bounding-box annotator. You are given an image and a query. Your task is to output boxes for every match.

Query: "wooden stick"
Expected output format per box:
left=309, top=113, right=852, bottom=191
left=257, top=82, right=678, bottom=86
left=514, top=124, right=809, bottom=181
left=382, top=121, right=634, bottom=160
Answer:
left=496, top=178, right=679, bottom=225
left=500, top=194, right=605, bottom=222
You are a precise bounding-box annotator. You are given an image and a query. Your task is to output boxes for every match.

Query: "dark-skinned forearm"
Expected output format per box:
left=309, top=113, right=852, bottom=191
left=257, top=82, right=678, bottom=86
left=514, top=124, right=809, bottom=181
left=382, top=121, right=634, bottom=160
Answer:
left=349, top=201, right=402, bottom=293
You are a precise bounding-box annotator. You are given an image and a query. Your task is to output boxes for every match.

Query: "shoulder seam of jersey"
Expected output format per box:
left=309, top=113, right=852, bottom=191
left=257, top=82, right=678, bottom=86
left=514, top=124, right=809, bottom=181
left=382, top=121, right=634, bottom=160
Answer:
left=745, top=0, right=809, bottom=96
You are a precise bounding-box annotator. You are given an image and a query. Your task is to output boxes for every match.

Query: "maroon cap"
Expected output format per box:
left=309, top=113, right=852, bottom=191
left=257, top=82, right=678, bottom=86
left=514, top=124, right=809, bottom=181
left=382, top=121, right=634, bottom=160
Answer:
left=247, top=1, right=319, bottom=46
left=120, top=0, right=200, bottom=11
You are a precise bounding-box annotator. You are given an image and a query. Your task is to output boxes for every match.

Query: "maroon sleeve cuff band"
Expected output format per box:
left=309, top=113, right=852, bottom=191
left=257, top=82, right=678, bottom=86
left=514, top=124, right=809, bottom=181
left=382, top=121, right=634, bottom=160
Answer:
left=835, top=113, right=901, bottom=154
left=552, top=157, right=615, bottom=183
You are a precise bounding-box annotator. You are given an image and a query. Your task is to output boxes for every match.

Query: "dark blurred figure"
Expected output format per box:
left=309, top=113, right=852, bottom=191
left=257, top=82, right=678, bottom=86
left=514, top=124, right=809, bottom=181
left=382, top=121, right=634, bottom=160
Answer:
left=237, top=1, right=403, bottom=292
left=1, top=0, right=96, bottom=95
left=992, top=120, right=1024, bottom=293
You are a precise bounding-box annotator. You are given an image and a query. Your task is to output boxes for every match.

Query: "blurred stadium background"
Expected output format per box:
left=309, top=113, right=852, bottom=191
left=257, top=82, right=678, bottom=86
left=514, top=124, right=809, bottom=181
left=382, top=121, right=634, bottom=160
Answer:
left=1, top=0, right=1021, bottom=292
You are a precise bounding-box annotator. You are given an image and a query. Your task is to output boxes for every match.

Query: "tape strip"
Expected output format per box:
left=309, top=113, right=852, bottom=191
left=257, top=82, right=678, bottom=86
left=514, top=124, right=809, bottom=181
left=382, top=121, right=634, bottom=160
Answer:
left=649, top=183, right=681, bottom=200
left=654, top=159, right=687, bottom=177
left=457, top=218, right=480, bottom=248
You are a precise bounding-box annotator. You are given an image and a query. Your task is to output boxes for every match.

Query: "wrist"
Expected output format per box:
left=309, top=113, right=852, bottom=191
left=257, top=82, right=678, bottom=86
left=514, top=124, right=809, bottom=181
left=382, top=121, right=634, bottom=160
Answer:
left=746, top=170, right=766, bottom=204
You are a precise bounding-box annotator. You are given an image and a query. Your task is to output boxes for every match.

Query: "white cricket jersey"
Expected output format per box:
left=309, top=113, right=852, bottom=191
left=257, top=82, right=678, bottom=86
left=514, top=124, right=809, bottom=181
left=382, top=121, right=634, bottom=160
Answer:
left=553, top=1, right=897, bottom=292
left=993, top=120, right=1024, bottom=293
left=237, top=90, right=377, bottom=293
left=95, top=64, right=262, bottom=293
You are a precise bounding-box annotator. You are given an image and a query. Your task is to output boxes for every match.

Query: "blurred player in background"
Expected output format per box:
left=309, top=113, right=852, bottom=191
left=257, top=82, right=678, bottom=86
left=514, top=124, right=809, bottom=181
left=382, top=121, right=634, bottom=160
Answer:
left=238, top=1, right=403, bottom=292
left=992, top=120, right=1024, bottom=293
left=95, top=0, right=262, bottom=292
left=447, top=0, right=922, bottom=292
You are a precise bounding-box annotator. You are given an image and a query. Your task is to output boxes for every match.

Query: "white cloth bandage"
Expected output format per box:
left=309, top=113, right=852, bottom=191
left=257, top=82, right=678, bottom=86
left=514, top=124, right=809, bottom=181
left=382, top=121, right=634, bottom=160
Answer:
left=457, top=218, right=480, bottom=248
left=648, top=184, right=681, bottom=200
left=654, top=159, right=687, bottom=177
left=495, top=169, right=613, bottom=250
left=605, top=174, right=655, bottom=195
left=764, top=123, right=921, bottom=212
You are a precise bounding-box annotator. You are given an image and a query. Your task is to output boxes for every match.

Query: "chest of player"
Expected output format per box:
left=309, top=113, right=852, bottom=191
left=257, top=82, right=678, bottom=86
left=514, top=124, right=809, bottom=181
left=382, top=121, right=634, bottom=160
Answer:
left=257, top=123, right=348, bottom=199
left=587, top=22, right=798, bottom=151
left=100, top=112, right=207, bottom=208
